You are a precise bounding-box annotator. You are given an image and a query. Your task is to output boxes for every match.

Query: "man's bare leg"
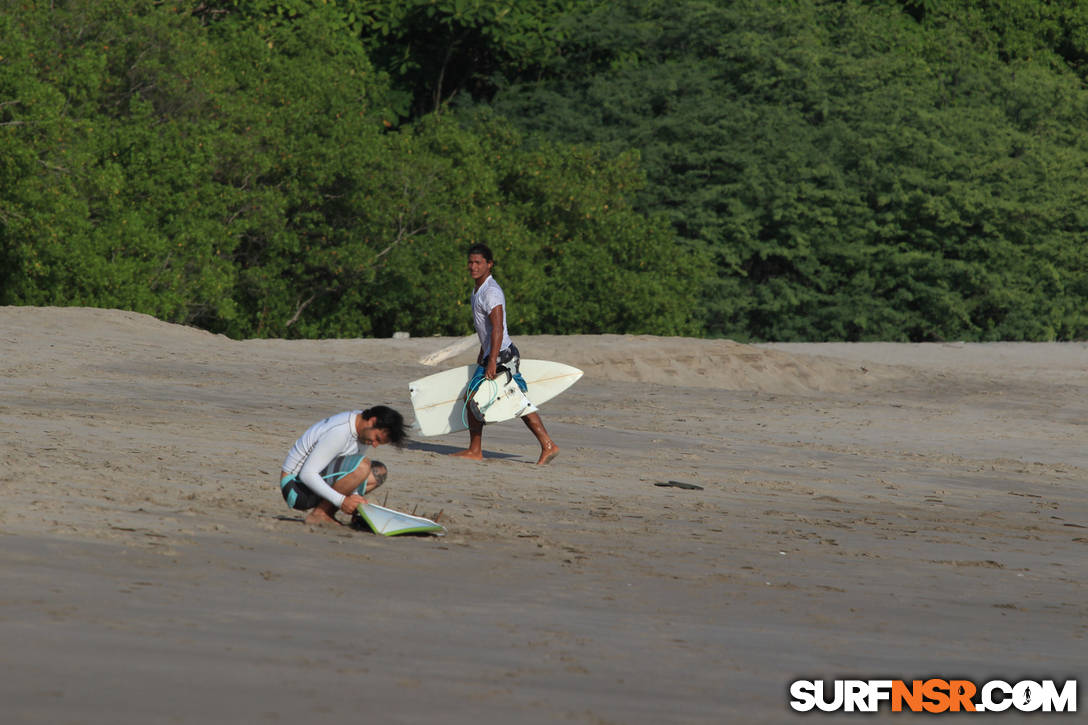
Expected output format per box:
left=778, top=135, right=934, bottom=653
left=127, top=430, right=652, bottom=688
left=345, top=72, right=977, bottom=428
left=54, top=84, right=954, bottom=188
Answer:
left=522, top=412, right=559, bottom=465
left=304, top=460, right=374, bottom=525
left=451, top=408, right=485, bottom=461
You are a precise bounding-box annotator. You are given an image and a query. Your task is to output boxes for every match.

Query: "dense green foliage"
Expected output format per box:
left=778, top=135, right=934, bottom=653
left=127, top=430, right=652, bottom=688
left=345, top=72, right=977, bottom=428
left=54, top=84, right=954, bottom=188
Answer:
left=2, top=0, right=1085, bottom=340
left=490, top=0, right=1088, bottom=340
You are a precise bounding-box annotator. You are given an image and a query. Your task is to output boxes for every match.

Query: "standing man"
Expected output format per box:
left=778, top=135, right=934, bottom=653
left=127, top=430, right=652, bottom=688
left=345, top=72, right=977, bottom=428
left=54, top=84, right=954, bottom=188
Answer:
left=279, top=406, right=407, bottom=525
left=452, top=243, right=559, bottom=465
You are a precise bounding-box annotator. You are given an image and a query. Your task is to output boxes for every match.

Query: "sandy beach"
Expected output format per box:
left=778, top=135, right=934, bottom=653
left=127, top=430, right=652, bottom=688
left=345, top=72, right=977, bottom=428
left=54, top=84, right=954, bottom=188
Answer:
left=1, top=306, right=1084, bottom=723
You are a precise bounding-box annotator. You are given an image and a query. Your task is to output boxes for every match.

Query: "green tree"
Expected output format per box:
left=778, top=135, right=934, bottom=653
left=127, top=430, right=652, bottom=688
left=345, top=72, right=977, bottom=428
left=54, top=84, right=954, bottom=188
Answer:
left=6, top=0, right=1083, bottom=341
left=889, top=0, right=1088, bottom=71
left=1, top=1, right=238, bottom=324
left=490, top=0, right=1088, bottom=340
left=347, top=0, right=593, bottom=118
left=200, top=0, right=401, bottom=337
left=304, top=109, right=701, bottom=338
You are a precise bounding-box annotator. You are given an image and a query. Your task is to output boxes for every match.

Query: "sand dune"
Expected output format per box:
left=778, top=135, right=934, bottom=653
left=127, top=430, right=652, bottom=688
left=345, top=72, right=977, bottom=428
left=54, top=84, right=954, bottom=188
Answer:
left=1, top=307, right=1084, bottom=723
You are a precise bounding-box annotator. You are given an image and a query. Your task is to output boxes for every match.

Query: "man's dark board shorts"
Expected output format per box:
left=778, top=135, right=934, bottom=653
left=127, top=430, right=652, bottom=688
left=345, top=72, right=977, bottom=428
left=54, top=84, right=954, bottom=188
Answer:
left=279, top=454, right=366, bottom=511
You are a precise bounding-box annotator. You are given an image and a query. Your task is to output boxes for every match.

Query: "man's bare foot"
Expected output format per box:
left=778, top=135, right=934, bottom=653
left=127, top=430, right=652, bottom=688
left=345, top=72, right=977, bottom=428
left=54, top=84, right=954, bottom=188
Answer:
left=536, top=445, right=559, bottom=465
left=450, top=449, right=484, bottom=461
left=304, top=510, right=341, bottom=525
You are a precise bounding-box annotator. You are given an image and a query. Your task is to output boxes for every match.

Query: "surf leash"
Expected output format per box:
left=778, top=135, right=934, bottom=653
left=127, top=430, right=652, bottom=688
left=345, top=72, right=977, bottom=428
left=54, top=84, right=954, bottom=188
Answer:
left=461, top=376, right=499, bottom=429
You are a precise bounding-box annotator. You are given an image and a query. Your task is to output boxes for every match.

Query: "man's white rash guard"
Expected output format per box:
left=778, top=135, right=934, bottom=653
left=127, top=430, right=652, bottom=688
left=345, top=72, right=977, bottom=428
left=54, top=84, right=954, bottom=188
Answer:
left=282, top=411, right=368, bottom=508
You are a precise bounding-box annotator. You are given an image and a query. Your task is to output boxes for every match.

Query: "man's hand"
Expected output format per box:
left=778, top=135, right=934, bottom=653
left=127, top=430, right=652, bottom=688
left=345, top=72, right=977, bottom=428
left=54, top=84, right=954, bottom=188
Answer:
left=485, top=358, right=498, bottom=380
left=340, top=493, right=368, bottom=514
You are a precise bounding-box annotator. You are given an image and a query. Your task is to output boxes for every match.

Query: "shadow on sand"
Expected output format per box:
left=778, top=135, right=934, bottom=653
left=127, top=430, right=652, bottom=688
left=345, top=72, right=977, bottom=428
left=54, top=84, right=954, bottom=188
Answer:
left=401, top=439, right=520, bottom=460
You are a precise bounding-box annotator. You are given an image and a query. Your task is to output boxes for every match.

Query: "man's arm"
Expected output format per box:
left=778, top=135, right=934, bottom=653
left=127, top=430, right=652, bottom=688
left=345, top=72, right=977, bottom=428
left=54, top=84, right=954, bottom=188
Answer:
left=296, top=435, right=350, bottom=509
left=485, top=304, right=503, bottom=379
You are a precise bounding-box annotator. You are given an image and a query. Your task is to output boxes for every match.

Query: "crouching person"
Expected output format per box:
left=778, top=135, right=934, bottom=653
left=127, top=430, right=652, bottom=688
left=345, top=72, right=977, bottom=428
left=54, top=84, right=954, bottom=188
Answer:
left=278, top=406, right=407, bottom=525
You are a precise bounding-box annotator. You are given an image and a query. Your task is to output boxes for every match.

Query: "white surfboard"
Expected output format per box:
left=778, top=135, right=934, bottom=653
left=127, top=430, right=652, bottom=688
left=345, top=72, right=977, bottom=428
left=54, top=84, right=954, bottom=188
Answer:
left=409, top=359, right=583, bottom=437
left=353, top=503, right=445, bottom=536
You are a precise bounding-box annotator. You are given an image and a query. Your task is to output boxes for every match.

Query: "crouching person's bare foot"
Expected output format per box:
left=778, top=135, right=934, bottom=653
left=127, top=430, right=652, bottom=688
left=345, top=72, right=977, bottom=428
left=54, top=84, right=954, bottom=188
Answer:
left=304, top=508, right=341, bottom=525
left=304, top=497, right=358, bottom=526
